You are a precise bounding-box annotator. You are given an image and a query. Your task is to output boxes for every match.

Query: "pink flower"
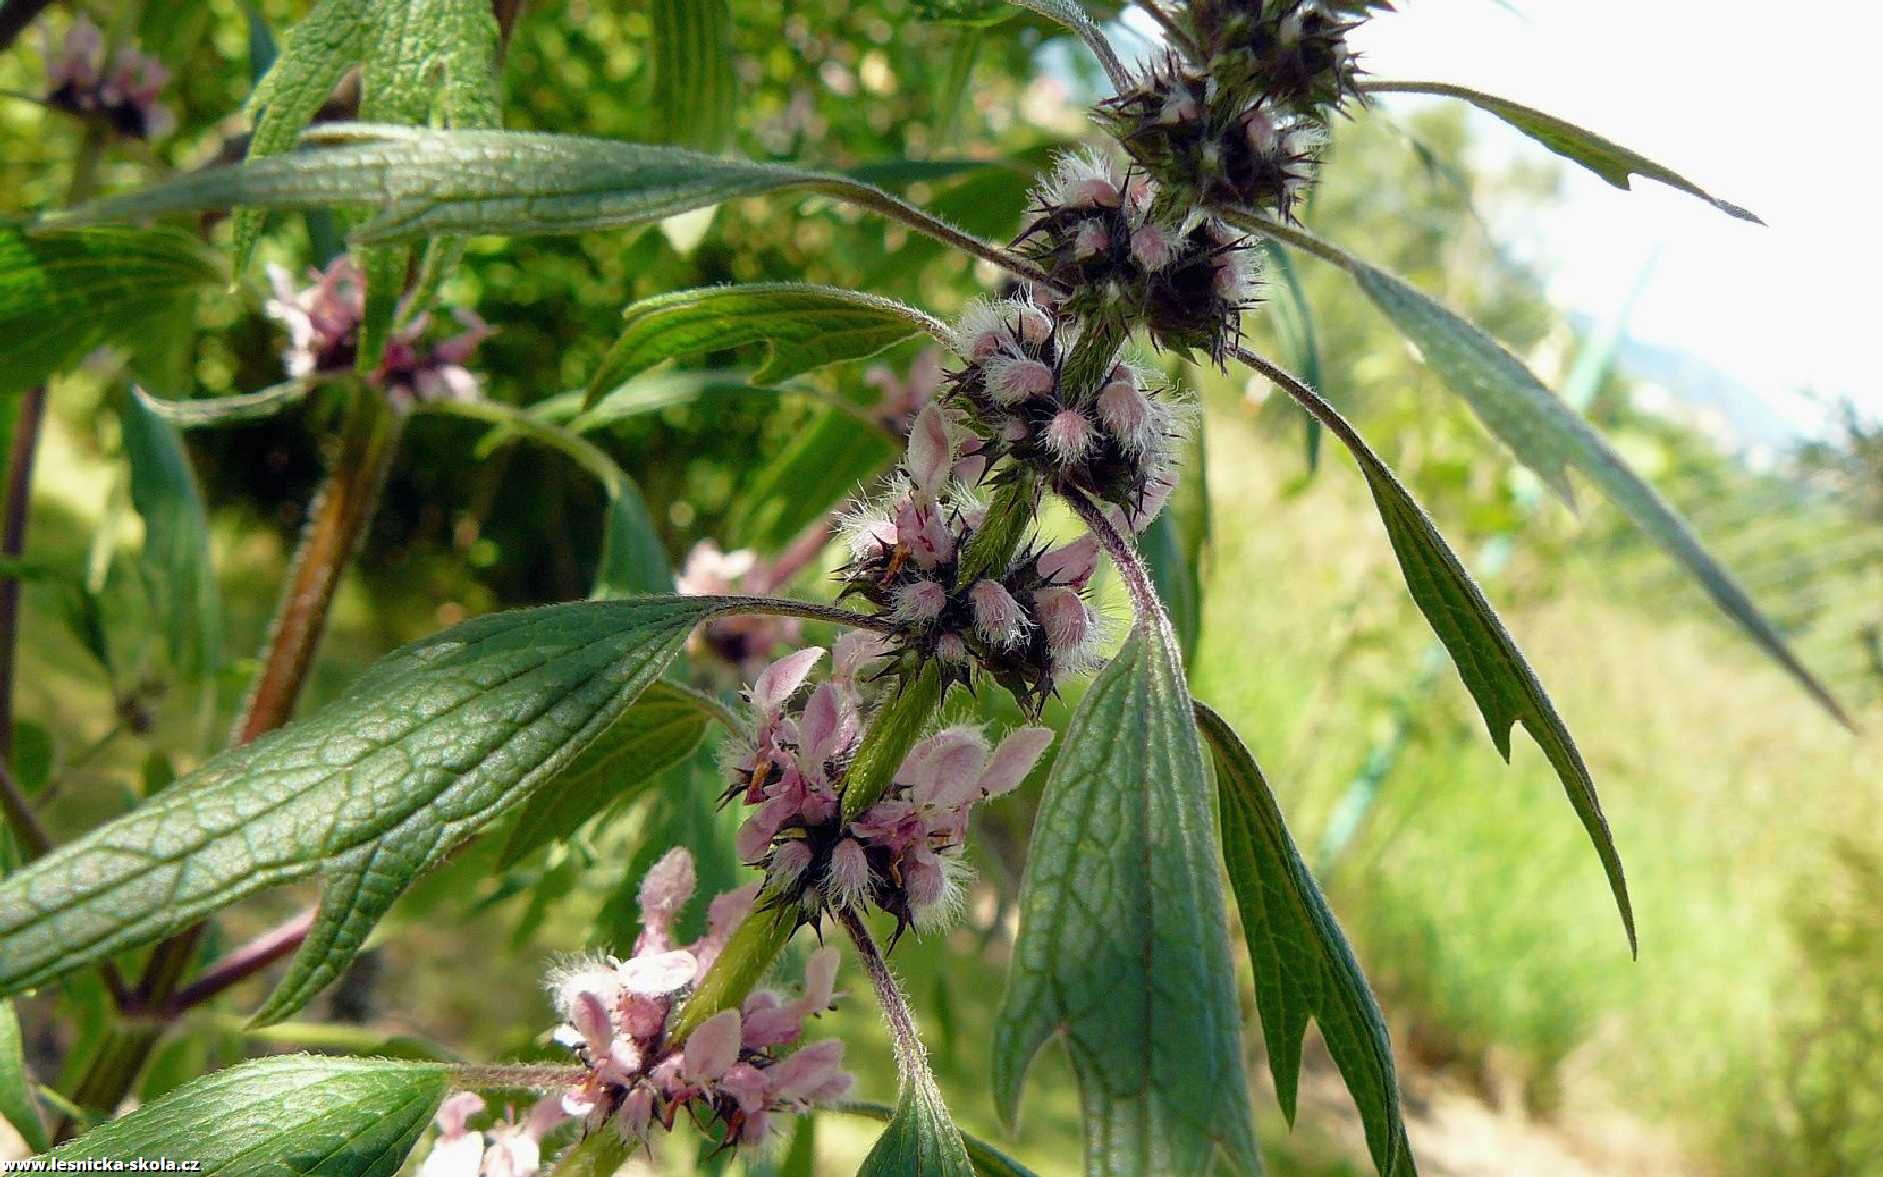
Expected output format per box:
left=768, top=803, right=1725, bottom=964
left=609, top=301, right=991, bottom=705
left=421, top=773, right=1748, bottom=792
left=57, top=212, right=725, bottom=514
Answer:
left=1074, top=221, right=1110, bottom=260
left=984, top=356, right=1055, bottom=404
left=894, top=497, right=955, bottom=569
left=1044, top=409, right=1095, bottom=463
left=1037, top=535, right=1100, bottom=587
left=1035, top=586, right=1093, bottom=665
left=683, top=1009, right=743, bottom=1084
left=891, top=578, right=947, bottom=624
left=970, top=579, right=1030, bottom=648
left=904, top=404, right=954, bottom=499
left=1098, top=377, right=1152, bottom=450
left=418, top=1092, right=487, bottom=1177
left=633, top=847, right=695, bottom=954
left=1130, top=223, right=1177, bottom=270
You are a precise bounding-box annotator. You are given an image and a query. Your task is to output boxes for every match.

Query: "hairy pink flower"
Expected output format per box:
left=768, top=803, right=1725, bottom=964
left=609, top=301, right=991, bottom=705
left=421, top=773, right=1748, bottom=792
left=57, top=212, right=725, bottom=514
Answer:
left=970, top=579, right=1030, bottom=648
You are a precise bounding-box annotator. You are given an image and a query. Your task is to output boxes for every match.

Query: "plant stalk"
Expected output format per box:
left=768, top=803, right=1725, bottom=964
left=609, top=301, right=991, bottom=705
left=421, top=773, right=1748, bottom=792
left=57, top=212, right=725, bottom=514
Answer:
left=0, top=386, right=47, bottom=772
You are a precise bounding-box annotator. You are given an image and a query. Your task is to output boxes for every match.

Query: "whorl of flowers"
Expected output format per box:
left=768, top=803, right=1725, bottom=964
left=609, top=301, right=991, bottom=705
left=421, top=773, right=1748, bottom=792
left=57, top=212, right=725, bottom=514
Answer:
left=1016, top=150, right=1261, bottom=362
left=265, top=257, right=491, bottom=405
left=940, top=297, right=1193, bottom=526
left=534, top=848, right=852, bottom=1153
left=834, top=404, right=1112, bottom=703
left=723, top=642, right=1053, bottom=937
left=416, top=1093, right=565, bottom=1177
left=1188, top=0, right=1368, bottom=114
left=42, top=16, right=175, bottom=140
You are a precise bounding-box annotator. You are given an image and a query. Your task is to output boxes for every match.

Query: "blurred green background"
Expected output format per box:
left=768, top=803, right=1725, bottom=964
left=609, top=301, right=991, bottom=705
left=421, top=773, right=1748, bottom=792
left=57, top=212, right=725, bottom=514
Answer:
left=3, top=1, right=1880, bottom=1174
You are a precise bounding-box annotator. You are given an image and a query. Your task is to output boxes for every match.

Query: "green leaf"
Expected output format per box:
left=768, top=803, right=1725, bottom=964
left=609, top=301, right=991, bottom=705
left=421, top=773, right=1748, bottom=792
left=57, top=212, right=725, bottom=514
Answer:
left=40, top=1054, right=448, bottom=1175
left=1, top=999, right=47, bottom=1153
left=1259, top=240, right=1324, bottom=472
left=649, top=0, right=735, bottom=153
left=133, top=381, right=316, bottom=429
left=1241, top=215, right=1848, bottom=727
left=0, top=223, right=221, bottom=400
left=1194, top=702, right=1414, bottom=1177
left=730, top=408, right=898, bottom=552
left=1366, top=81, right=1760, bottom=223
left=497, top=681, right=710, bottom=867
left=233, top=0, right=501, bottom=268
left=585, top=284, right=946, bottom=407
left=594, top=479, right=672, bottom=599
left=844, top=1103, right=1041, bottom=1177
left=856, top=1058, right=975, bottom=1177
left=49, top=127, right=1022, bottom=280
left=566, top=373, right=784, bottom=433
left=119, top=389, right=224, bottom=680
left=1254, top=358, right=1635, bottom=949
left=0, top=596, right=740, bottom=1023
left=993, top=621, right=1259, bottom=1176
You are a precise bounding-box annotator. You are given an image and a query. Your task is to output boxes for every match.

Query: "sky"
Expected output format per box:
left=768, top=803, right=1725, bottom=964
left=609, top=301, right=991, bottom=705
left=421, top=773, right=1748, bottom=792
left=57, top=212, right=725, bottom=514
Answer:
left=1123, top=1, right=1882, bottom=443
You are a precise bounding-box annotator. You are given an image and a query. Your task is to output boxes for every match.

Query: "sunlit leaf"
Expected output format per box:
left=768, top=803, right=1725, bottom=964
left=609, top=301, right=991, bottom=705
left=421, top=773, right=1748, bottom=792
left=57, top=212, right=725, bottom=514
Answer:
left=0, top=596, right=752, bottom=1023
left=650, top=0, right=735, bottom=153
left=497, top=681, right=711, bottom=867
left=844, top=1103, right=1040, bottom=1177
left=0, top=223, right=221, bottom=399
left=1195, top=702, right=1415, bottom=1177
left=993, top=619, right=1259, bottom=1175
left=586, top=284, right=945, bottom=407
left=0, top=1000, right=46, bottom=1153
left=1366, top=81, right=1760, bottom=223
left=119, top=389, right=224, bottom=680
left=39, top=1054, right=447, bottom=1175
left=1238, top=215, right=1848, bottom=727
left=856, top=1054, right=975, bottom=1177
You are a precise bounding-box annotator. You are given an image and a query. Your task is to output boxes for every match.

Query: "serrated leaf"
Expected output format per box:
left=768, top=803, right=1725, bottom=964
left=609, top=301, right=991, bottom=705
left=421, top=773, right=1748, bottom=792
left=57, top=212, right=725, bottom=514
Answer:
left=233, top=0, right=501, bottom=268
left=1368, top=81, right=1760, bottom=223
left=650, top=0, right=735, bottom=153
left=50, top=127, right=1011, bottom=274
left=1241, top=215, right=1848, bottom=727
left=497, top=681, right=708, bottom=867
left=1, top=999, right=47, bottom=1153
left=993, top=619, right=1259, bottom=1176
left=0, top=596, right=745, bottom=1023
left=40, top=1054, right=447, bottom=1175
left=1194, top=702, right=1414, bottom=1177
left=585, top=284, right=945, bottom=407
left=844, top=1103, right=1040, bottom=1177
left=120, top=389, right=223, bottom=680
left=1256, top=362, right=1634, bottom=949
left=0, top=223, right=221, bottom=399
left=857, top=1060, right=975, bottom=1177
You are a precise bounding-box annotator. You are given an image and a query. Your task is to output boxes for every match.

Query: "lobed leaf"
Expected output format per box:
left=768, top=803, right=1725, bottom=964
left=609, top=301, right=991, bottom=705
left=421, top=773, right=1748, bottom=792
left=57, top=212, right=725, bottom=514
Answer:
left=1364, top=81, right=1760, bottom=223
left=0, top=223, right=221, bottom=400
left=1237, top=215, right=1848, bottom=727
left=993, top=620, right=1260, bottom=1176
left=497, top=681, right=710, bottom=867
left=39, top=1054, right=448, bottom=1175
left=1195, top=702, right=1415, bottom=1177
left=1243, top=351, right=1635, bottom=949
left=0, top=596, right=743, bottom=1023
left=586, top=284, right=946, bottom=407
left=119, top=390, right=224, bottom=681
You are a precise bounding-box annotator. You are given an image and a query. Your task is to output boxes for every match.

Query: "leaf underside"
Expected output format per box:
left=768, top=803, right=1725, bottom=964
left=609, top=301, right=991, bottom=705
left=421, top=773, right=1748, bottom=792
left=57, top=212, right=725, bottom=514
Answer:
left=1196, top=702, right=1415, bottom=1177
left=0, top=596, right=729, bottom=1024
left=42, top=1054, right=448, bottom=1175
left=993, top=621, right=1260, bottom=1176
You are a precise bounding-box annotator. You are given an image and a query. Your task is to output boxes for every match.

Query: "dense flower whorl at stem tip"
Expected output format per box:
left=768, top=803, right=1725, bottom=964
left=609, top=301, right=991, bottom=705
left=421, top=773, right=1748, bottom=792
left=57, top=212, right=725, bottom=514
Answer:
left=535, top=847, right=848, bottom=1154
left=1014, top=151, right=1262, bottom=362
left=416, top=1093, right=566, bottom=1177
left=264, top=257, right=491, bottom=405
left=722, top=646, right=1055, bottom=938
left=1187, top=0, right=1370, bottom=116
left=42, top=15, right=175, bottom=140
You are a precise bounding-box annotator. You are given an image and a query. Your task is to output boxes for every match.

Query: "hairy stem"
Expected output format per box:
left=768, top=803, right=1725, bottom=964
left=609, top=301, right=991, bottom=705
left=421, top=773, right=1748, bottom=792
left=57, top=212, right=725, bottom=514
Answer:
left=835, top=907, right=926, bottom=1072
left=1062, top=490, right=1161, bottom=623
left=954, top=473, right=1039, bottom=585
left=234, top=386, right=403, bottom=743
left=448, top=1063, right=589, bottom=1090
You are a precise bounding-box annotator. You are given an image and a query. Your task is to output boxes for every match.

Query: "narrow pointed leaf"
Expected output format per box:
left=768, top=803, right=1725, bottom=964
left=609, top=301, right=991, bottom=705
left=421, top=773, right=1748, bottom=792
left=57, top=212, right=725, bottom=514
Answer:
left=1238, top=215, right=1848, bottom=726
left=119, top=390, right=224, bottom=680
left=993, top=620, right=1259, bottom=1176
left=0, top=223, right=221, bottom=399
left=650, top=0, right=735, bottom=153
left=497, top=682, right=709, bottom=867
left=1, top=1000, right=47, bottom=1153
left=585, top=284, right=946, bottom=407
left=1246, top=353, right=1634, bottom=949
left=134, top=381, right=315, bottom=429
left=0, top=596, right=751, bottom=1022
left=1195, top=702, right=1414, bottom=1177
left=1364, top=81, right=1760, bottom=223
left=39, top=1054, right=448, bottom=1175
left=47, top=127, right=1033, bottom=284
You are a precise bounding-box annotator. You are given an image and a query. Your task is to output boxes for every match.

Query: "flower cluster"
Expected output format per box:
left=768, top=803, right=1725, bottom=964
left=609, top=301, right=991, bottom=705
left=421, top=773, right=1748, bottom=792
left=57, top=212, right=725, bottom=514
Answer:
left=540, top=848, right=852, bottom=1152
left=42, top=16, right=174, bottom=140
left=836, top=404, right=1110, bottom=703
left=724, top=642, right=1053, bottom=937
left=417, top=1093, right=565, bottom=1177
left=1189, top=0, right=1369, bottom=113
left=265, top=257, right=491, bottom=405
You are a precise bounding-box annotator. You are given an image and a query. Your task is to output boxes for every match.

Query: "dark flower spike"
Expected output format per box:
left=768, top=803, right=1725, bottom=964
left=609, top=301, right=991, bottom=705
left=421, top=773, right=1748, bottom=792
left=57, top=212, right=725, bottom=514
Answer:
left=1188, top=0, right=1370, bottom=116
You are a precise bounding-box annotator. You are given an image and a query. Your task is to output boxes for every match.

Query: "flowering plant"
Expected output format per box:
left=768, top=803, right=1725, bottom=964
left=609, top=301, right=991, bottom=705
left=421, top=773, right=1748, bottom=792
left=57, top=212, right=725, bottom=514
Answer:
left=0, top=2, right=1842, bottom=1176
